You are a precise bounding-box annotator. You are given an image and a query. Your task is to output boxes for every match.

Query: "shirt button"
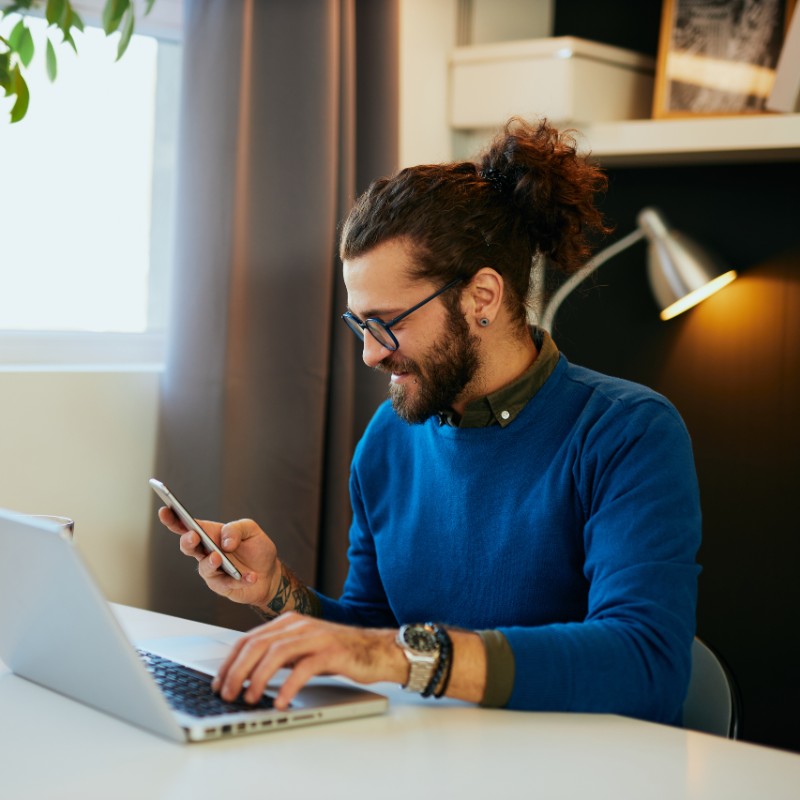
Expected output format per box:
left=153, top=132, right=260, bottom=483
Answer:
left=500, top=410, right=510, bottom=420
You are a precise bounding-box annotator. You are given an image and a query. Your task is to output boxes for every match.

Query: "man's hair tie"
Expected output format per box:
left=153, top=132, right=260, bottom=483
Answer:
left=480, top=167, right=511, bottom=195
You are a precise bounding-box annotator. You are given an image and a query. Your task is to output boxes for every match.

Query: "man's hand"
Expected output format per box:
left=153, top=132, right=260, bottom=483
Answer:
left=212, top=614, right=488, bottom=710
left=157, top=508, right=281, bottom=609
left=212, top=613, right=407, bottom=710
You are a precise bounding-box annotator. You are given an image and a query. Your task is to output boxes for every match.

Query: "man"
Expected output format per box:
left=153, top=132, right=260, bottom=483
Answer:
left=160, top=118, right=701, bottom=723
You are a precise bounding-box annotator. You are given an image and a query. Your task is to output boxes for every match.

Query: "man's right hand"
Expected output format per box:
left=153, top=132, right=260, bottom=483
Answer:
left=157, top=508, right=282, bottom=609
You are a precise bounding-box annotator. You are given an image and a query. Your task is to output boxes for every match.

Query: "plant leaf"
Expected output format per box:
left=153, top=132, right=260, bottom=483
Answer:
left=144, top=0, right=156, bottom=14
left=45, top=37, right=57, bottom=81
left=0, top=53, right=10, bottom=91
left=10, top=64, right=29, bottom=122
left=102, top=0, right=129, bottom=35
left=8, top=19, right=25, bottom=51
left=116, top=5, right=134, bottom=61
left=58, top=1, right=72, bottom=33
left=71, top=8, right=84, bottom=33
left=62, top=28, right=77, bottom=53
left=17, top=25, right=34, bottom=67
left=46, top=0, right=65, bottom=26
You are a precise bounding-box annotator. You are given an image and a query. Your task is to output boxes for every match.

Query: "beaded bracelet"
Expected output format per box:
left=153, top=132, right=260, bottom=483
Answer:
left=434, top=632, right=454, bottom=699
left=422, top=625, right=452, bottom=698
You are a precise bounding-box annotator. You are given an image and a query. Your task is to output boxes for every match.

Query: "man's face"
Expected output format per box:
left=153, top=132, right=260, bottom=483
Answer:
left=343, top=239, right=482, bottom=424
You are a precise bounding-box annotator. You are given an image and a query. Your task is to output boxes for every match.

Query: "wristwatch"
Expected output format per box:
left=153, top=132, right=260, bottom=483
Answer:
left=396, top=623, right=441, bottom=693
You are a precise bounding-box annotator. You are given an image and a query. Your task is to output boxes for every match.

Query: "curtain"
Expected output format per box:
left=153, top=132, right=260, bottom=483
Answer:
left=148, top=0, right=397, bottom=630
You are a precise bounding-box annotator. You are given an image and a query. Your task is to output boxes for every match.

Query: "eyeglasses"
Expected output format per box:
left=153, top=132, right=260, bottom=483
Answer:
left=341, top=277, right=463, bottom=352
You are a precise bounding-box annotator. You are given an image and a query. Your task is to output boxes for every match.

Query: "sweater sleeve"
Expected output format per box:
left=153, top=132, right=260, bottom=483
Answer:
left=497, top=396, right=701, bottom=724
left=313, top=466, right=399, bottom=629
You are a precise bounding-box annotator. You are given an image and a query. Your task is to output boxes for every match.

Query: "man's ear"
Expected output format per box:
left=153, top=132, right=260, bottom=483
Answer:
left=462, top=267, right=504, bottom=328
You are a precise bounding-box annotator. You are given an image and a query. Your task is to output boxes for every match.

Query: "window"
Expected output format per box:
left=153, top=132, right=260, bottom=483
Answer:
left=0, top=4, right=181, bottom=367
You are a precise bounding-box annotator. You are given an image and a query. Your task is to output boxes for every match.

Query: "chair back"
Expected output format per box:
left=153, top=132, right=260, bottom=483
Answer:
left=682, top=637, right=740, bottom=738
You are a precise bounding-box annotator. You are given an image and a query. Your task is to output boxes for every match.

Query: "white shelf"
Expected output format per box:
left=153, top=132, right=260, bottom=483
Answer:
left=574, top=114, right=800, bottom=166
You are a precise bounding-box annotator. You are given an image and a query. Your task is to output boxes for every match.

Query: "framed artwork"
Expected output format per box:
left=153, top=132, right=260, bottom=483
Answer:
left=653, top=0, right=797, bottom=117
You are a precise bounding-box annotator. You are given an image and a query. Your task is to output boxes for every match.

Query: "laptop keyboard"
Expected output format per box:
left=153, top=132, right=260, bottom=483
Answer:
left=137, top=649, right=274, bottom=718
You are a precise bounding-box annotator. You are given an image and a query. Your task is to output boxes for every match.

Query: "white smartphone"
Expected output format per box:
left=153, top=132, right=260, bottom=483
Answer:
left=149, top=478, right=242, bottom=581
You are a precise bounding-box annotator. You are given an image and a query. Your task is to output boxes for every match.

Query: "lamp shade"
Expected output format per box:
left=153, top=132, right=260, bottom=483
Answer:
left=638, top=208, right=737, bottom=321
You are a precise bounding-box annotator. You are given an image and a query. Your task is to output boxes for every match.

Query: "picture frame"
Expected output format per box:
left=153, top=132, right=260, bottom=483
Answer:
left=653, top=0, right=797, bottom=117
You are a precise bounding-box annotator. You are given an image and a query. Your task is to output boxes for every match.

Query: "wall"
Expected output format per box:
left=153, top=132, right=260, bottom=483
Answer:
left=549, top=1, right=800, bottom=756
left=551, top=162, right=800, bottom=754
left=0, top=369, right=159, bottom=606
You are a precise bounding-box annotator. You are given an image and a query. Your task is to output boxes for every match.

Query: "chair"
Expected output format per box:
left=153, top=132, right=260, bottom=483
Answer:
left=682, top=637, right=741, bottom=739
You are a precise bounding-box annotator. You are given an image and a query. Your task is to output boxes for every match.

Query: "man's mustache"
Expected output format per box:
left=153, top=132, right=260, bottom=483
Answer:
left=376, top=356, right=419, bottom=376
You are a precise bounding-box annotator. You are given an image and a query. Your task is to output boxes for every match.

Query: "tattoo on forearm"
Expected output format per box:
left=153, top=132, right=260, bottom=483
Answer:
left=267, top=571, right=292, bottom=616
left=291, top=583, right=314, bottom=616
left=254, top=562, right=317, bottom=621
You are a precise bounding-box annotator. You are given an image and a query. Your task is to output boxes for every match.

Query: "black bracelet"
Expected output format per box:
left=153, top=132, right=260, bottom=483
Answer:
left=434, top=634, right=454, bottom=699
left=422, top=625, right=452, bottom=698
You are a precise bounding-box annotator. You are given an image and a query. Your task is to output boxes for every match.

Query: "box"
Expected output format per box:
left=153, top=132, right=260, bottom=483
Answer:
left=449, top=36, right=655, bottom=128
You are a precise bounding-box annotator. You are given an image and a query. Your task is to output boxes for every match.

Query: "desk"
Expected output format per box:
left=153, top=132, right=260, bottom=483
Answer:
left=2, top=605, right=799, bottom=800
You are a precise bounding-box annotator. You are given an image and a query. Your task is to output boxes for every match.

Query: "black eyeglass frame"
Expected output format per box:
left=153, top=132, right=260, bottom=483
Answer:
left=341, top=277, right=463, bottom=352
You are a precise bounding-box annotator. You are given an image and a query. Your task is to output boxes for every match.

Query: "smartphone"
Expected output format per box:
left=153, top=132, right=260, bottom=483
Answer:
left=149, top=478, right=242, bottom=581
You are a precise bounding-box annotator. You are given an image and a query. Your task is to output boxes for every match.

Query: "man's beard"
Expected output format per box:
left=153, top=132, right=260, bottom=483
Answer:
left=378, top=307, right=482, bottom=425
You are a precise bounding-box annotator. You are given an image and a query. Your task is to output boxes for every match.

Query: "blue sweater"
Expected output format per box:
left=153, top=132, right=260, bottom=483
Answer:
left=317, top=355, right=701, bottom=724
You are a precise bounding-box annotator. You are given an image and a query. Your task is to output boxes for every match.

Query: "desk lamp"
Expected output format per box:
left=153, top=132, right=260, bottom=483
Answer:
left=538, top=207, right=738, bottom=332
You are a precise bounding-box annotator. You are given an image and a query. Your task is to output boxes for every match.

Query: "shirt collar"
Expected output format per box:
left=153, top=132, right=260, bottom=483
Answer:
left=437, top=327, right=559, bottom=429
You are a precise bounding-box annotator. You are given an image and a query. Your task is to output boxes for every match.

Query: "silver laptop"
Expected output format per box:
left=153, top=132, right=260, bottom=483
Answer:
left=0, top=509, right=387, bottom=743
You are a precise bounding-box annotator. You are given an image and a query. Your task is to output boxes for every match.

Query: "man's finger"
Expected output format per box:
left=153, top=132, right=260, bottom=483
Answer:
left=270, top=653, right=327, bottom=709
left=178, top=531, right=203, bottom=559
left=158, top=506, right=187, bottom=534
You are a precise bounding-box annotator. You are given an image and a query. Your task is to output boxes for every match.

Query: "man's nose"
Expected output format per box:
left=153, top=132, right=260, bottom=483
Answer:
left=362, top=332, right=391, bottom=368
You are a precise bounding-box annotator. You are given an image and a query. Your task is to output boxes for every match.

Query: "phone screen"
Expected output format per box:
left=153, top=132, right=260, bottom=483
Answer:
left=149, top=478, right=242, bottom=581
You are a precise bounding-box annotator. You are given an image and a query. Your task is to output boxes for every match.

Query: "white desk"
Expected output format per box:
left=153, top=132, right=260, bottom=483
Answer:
left=2, top=605, right=799, bottom=800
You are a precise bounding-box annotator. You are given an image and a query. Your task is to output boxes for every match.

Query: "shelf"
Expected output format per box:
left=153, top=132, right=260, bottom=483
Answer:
left=574, top=114, right=800, bottom=166
left=453, top=113, right=800, bottom=168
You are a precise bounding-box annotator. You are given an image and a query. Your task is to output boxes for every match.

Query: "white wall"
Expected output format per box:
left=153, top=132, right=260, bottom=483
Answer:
left=398, top=0, right=459, bottom=167
left=0, top=369, right=159, bottom=606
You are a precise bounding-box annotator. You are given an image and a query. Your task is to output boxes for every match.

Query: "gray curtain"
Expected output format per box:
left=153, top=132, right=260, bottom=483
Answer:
left=148, top=0, right=397, bottom=630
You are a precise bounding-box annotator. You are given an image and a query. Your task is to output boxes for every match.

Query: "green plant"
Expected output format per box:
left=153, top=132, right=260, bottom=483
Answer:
left=0, top=0, right=155, bottom=122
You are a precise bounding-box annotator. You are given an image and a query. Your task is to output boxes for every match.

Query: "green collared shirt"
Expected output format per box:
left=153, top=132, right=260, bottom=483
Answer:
left=439, top=327, right=560, bottom=707
left=437, top=327, right=559, bottom=429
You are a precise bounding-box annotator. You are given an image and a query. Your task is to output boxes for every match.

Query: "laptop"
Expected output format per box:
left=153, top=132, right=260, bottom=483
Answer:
left=0, top=509, right=388, bottom=743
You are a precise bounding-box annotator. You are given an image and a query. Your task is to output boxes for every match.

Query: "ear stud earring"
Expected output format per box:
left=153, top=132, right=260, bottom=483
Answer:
left=479, top=318, right=490, bottom=327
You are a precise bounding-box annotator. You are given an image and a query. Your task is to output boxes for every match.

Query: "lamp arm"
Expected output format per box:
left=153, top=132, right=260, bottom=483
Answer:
left=539, top=228, right=645, bottom=333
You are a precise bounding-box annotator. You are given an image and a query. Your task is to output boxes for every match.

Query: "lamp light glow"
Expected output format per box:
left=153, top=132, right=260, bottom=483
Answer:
left=659, top=270, right=738, bottom=321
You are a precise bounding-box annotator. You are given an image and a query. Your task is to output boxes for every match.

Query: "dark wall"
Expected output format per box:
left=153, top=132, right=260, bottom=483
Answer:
left=553, top=0, right=662, bottom=56
left=552, top=162, right=800, bottom=753
left=552, top=0, right=800, bottom=755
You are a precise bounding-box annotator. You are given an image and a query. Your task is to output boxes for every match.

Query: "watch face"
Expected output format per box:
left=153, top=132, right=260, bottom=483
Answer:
left=403, top=625, right=438, bottom=653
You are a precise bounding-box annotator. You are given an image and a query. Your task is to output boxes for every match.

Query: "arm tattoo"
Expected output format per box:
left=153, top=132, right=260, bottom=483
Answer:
left=253, top=562, right=319, bottom=621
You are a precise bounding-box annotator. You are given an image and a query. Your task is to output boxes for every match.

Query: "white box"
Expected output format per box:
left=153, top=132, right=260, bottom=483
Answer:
left=449, top=36, right=655, bottom=128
